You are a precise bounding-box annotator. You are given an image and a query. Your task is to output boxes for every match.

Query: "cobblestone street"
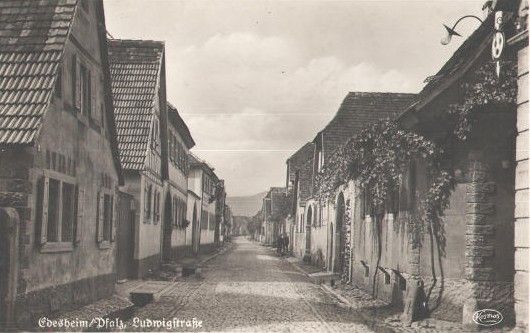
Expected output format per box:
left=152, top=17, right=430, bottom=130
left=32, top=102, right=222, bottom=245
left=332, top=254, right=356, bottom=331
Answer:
left=125, top=237, right=391, bottom=332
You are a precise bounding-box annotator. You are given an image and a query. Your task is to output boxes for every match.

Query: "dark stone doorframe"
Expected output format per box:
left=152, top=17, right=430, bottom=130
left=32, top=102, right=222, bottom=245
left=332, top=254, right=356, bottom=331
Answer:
left=0, top=208, right=19, bottom=328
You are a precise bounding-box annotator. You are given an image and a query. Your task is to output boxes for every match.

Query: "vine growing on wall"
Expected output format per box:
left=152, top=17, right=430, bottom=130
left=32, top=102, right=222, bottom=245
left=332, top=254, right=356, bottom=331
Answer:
left=448, top=60, right=517, bottom=140
left=313, top=59, right=517, bottom=254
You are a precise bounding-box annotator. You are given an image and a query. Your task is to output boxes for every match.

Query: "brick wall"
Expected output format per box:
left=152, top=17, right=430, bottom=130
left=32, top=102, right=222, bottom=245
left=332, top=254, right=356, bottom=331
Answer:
left=515, top=43, right=529, bottom=329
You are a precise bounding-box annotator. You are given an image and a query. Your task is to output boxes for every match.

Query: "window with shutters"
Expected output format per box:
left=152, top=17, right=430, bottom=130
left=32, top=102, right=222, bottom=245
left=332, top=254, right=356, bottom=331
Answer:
left=80, top=64, right=91, bottom=117
left=153, top=190, right=160, bottom=224
left=37, top=170, right=81, bottom=253
left=103, top=194, right=112, bottom=241
left=71, top=54, right=77, bottom=109
left=144, top=184, right=152, bottom=222
left=96, top=188, right=115, bottom=248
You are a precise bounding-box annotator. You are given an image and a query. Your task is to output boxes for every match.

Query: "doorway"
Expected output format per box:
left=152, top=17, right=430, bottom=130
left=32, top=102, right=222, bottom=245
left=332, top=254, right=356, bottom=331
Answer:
left=116, top=192, right=135, bottom=280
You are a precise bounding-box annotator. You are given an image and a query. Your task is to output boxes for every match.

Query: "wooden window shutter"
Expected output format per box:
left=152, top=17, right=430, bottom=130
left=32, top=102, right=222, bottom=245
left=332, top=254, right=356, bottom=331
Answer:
left=75, top=57, right=81, bottom=110
left=41, top=177, right=50, bottom=245
left=35, top=176, right=48, bottom=246
left=180, top=199, right=184, bottom=226
left=71, top=54, right=77, bottom=108
left=110, top=195, right=116, bottom=242
left=87, top=70, right=93, bottom=117
left=74, top=186, right=84, bottom=244
left=96, top=191, right=104, bottom=243
left=144, top=186, right=148, bottom=215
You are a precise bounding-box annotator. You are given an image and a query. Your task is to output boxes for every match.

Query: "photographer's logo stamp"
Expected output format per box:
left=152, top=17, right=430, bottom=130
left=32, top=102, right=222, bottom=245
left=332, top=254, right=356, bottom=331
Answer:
left=473, top=309, right=503, bottom=326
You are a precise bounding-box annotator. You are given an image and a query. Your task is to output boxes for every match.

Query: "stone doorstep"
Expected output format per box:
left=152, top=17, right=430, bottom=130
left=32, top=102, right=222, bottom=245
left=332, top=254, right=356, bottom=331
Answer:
left=129, top=281, right=176, bottom=306
left=308, top=272, right=341, bottom=286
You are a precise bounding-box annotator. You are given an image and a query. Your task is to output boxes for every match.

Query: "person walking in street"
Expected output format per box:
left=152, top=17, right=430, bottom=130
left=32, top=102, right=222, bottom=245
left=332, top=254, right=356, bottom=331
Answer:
left=277, top=233, right=283, bottom=255
left=283, top=233, right=289, bottom=256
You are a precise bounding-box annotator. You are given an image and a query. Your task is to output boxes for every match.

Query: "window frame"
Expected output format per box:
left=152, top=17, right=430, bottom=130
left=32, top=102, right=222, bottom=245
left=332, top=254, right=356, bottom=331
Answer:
left=39, top=170, right=77, bottom=253
left=96, top=187, right=115, bottom=249
left=144, top=184, right=152, bottom=222
left=153, top=190, right=160, bottom=225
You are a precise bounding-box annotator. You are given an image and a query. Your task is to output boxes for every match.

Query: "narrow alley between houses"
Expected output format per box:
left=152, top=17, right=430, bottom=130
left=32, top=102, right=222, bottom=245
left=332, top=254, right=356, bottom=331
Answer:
left=123, top=237, right=389, bottom=333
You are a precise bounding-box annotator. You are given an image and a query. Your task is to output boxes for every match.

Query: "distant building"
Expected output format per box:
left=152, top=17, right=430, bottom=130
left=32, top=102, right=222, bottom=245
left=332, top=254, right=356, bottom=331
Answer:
left=262, top=187, right=289, bottom=246
left=0, top=0, right=123, bottom=326
left=188, top=154, right=223, bottom=254
left=291, top=93, right=415, bottom=266
left=285, top=143, right=314, bottom=255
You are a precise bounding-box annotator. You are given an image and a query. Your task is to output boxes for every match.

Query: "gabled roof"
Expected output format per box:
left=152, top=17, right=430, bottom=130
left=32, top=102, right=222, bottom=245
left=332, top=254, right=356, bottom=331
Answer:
left=108, top=39, right=164, bottom=170
left=287, top=142, right=314, bottom=166
left=0, top=0, right=77, bottom=144
left=317, top=92, right=417, bottom=155
left=167, top=102, right=195, bottom=149
left=189, top=153, right=218, bottom=181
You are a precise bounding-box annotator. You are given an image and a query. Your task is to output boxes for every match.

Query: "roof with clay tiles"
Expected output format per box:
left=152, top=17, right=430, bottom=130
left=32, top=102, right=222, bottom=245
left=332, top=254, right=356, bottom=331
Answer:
left=317, top=92, right=417, bottom=156
left=0, top=0, right=78, bottom=144
left=108, top=39, right=164, bottom=170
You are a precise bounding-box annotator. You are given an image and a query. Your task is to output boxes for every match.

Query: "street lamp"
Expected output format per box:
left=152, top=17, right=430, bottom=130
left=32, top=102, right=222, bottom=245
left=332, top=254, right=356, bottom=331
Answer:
left=440, top=15, right=484, bottom=45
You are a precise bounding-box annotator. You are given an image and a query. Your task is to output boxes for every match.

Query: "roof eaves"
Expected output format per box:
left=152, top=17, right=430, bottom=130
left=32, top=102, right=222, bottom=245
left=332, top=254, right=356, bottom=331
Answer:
left=398, top=14, right=495, bottom=121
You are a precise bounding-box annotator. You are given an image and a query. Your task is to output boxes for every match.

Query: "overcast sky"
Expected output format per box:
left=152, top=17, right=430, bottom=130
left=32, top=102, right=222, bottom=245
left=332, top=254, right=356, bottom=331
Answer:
left=104, top=0, right=483, bottom=196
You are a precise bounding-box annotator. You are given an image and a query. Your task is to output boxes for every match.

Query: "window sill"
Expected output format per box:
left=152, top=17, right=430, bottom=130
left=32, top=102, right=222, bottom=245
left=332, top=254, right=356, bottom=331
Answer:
left=40, top=242, right=74, bottom=253
left=97, top=241, right=111, bottom=250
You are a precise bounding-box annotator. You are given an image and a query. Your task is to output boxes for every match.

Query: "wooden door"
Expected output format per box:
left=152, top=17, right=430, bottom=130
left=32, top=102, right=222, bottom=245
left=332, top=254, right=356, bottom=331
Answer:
left=116, top=192, right=135, bottom=280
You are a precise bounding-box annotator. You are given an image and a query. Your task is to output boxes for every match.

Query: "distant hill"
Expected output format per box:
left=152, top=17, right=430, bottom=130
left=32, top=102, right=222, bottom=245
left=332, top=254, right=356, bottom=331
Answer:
left=226, top=191, right=267, bottom=217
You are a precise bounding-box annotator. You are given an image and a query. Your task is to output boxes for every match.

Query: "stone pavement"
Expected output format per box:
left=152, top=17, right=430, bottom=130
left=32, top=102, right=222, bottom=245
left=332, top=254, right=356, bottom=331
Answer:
left=122, top=237, right=391, bottom=332
left=47, top=238, right=516, bottom=332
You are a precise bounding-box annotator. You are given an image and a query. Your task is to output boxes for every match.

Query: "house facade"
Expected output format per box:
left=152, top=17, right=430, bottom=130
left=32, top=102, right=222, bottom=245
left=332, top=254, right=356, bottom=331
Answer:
left=0, top=0, right=123, bottom=327
left=286, top=142, right=314, bottom=255
left=290, top=92, right=416, bottom=267
left=261, top=187, right=289, bottom=246
left=108, top=39, right=168, bottom=278
left=163, top=103, right=195, bottom=259
left=187, top=154, right=223, bottom=254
